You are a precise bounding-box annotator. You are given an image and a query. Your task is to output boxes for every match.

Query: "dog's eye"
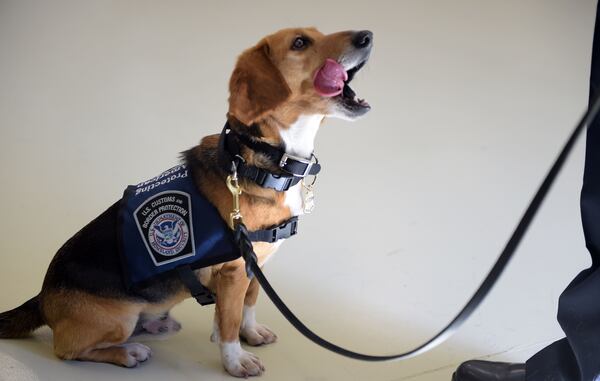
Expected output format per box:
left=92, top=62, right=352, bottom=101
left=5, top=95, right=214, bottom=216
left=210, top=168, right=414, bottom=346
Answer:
left=291, top=36, right=309, bottom=51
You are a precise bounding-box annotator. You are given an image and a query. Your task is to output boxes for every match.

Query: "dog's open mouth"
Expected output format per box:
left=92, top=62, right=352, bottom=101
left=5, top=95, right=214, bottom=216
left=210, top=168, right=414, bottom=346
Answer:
left=314, top=58, right=370, bottom=112
left=341, top=61, right=369, bottom=110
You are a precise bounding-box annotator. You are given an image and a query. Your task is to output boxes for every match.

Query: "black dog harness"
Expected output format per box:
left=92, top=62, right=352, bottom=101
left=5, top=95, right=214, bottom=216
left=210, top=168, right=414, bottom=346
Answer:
left=215, top=121, right=316, bottom=240
left=118, top=122, right=317, bottom=304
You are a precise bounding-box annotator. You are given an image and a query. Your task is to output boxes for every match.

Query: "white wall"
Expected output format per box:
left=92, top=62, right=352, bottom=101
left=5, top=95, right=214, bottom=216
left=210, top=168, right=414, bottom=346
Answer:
left=0, top=1, right=596, bottom=380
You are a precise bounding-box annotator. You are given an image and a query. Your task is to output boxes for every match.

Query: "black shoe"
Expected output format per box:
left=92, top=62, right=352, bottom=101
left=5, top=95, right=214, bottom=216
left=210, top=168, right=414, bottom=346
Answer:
left=452, top=360, right=526, bottom=381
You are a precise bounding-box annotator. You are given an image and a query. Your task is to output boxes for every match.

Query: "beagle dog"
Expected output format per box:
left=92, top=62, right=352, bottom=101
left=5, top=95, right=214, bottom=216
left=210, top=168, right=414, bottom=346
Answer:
left=0, top=27, right=372, bottom=377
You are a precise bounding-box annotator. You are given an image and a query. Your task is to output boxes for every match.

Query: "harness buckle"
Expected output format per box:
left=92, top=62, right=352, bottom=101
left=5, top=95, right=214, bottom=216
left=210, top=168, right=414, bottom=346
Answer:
left=261, top=173, right=295, bottom=192
left=279, top=153, right=317, bottom=177
left=176, top=265, right=216, bottom=306
left=270, top=217, right=299, bottom=242
left=192, top=289, right=216, bottom=306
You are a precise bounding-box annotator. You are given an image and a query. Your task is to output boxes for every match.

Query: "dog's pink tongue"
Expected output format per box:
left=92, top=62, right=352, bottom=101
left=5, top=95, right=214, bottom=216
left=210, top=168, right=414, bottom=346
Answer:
left=313, top=59, right=348, bottom=97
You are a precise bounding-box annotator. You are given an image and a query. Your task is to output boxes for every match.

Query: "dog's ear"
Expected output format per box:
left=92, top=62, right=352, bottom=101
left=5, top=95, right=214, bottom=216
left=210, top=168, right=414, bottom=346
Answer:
left=228, top=40, right=292, bottom=126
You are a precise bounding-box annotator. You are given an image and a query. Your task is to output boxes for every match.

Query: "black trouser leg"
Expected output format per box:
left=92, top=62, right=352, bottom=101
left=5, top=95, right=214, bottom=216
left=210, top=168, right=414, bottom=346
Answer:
left=525, top=3, right=600, bottom=380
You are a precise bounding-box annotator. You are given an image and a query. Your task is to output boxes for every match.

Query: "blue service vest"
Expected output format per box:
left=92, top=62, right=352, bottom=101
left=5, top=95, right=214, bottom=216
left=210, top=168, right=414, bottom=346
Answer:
left=118, top=164, right=239, bottom=288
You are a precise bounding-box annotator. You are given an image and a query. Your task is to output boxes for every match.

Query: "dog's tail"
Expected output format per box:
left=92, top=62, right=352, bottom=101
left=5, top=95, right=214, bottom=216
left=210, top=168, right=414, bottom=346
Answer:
left=0, top=295, right=45, bottom=338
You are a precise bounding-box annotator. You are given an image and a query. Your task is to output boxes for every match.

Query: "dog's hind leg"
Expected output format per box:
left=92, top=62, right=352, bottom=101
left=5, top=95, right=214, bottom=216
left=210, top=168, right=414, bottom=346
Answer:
left=43, top=290, right=151, bottom=367
left=73, top=342, right=152, bottom=368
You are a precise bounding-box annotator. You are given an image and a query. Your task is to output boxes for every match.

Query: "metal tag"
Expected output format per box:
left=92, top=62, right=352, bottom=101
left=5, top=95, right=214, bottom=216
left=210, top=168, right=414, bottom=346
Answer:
left=302, top=182, right=315, bottom=214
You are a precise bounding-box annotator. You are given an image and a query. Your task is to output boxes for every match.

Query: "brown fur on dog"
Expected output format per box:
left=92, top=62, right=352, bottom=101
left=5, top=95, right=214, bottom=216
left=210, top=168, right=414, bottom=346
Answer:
left=228, top=40, right=292, bottom=126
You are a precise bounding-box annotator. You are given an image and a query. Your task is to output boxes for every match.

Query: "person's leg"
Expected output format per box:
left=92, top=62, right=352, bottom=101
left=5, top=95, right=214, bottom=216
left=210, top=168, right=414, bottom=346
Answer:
left=525, top=1, right=600, bottom=378
left=454, top=2, right=600, bottom=380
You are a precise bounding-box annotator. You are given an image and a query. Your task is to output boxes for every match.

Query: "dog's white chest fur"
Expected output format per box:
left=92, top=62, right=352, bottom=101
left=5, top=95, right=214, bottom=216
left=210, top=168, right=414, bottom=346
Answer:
left=284, top=183, right=304, bottom=216
left=280, top=114, right=322, bottom=216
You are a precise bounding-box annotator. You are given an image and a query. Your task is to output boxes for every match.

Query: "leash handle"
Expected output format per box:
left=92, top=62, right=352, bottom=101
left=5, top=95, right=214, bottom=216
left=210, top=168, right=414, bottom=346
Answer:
left=233, top=95, right=600, bottom=362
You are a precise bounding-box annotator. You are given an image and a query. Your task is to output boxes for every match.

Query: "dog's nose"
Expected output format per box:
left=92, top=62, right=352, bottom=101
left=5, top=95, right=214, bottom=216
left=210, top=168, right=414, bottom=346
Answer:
left=352, top=30, right=373, bottom=49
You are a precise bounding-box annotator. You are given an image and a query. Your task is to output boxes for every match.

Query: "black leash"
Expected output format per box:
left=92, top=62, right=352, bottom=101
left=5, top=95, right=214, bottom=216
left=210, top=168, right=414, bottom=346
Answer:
left=231, top=95, right=600, bottom=361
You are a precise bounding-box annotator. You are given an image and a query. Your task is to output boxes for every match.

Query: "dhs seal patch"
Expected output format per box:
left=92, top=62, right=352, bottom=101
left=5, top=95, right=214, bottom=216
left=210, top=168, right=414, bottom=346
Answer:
left=148, top=212, right=189, bottom=256
left=134, top=190, right=196, bottom=266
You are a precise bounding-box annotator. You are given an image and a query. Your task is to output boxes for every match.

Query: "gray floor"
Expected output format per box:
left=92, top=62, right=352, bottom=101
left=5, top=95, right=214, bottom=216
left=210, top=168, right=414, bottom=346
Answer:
left=0, top=1, right=596, bottom=380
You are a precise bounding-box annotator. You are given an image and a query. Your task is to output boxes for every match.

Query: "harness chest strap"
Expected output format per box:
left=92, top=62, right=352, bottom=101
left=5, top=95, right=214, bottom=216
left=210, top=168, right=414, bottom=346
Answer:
left=180, top=216, right=299, bottom=305
left=177, top=265, right=215, bottom=305
left=247, top=216, right=299, bottom=243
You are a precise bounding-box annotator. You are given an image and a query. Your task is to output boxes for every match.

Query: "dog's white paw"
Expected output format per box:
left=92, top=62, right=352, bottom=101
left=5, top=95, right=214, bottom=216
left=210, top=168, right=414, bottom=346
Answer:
left=120, top=343, right=152, bottom=368
left=221, top=342, right=265, bottom=378
left=239, top=305, right=277, bottom=346
left=240, top=323, right=277, bottom=346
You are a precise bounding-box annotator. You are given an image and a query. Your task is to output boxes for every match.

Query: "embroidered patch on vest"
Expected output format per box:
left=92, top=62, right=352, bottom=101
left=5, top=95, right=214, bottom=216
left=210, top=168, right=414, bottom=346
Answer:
left=134, top=191, right=195, bottom=265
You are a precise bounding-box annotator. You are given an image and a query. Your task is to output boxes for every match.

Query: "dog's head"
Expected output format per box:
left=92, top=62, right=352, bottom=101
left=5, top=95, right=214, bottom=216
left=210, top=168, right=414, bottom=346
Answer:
left=228, top=27, right=372, bottom=126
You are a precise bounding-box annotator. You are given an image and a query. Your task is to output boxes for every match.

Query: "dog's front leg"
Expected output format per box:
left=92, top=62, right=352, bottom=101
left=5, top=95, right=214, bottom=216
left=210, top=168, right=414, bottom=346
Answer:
left=214, top=259, right=265, bottom=377
left=240, top=277, right=277, bottom=346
